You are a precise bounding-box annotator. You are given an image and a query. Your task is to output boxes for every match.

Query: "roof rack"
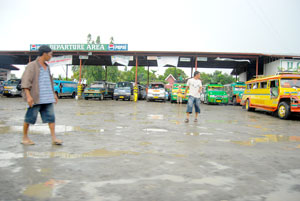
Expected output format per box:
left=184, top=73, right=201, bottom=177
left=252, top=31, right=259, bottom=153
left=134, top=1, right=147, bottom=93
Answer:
left=276, top=71, right=300, bottom=75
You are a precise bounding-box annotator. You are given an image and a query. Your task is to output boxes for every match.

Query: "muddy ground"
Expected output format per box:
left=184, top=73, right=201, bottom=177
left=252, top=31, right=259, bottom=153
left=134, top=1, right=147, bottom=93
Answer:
left=0, top=96, right=300, bottom=201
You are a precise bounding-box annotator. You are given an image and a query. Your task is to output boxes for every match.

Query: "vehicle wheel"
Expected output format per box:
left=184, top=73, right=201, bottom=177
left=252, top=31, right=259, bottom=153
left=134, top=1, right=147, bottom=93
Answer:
left=245, top=99, right=254, bottom=111
left=277, top=101, right=291, bottom=119
left=72, top=92, right=76, bottom=99
left=99, top=94, right=104, bottom=101
left=84, top=97, right=89, bottom=100
left=233, top=96, right=237, bottom=106
left=147, top=98, right=150, bottom=102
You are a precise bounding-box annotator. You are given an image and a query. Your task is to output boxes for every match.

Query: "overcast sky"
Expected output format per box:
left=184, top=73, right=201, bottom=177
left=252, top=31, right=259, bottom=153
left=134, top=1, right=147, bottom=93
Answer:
left=1, top=0, right=300, bottom=78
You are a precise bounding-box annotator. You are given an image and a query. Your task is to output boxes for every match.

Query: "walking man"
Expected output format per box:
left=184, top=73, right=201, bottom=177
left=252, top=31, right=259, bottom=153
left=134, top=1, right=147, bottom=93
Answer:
left=184, top=71, right=202, bottom=123
left=21, top=45, right=62, bottom=145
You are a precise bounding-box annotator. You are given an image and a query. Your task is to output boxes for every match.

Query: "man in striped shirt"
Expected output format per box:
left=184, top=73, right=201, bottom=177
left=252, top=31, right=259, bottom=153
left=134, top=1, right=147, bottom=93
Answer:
left=21, top=45, right=62, bottom=145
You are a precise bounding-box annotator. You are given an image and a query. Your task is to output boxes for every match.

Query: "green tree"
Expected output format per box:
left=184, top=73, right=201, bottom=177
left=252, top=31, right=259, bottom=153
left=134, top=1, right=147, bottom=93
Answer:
left=163, top=67, right=187, bottom=81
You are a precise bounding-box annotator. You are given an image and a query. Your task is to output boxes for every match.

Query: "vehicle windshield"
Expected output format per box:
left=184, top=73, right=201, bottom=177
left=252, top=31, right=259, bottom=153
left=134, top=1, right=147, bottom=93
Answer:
left=150, top=84, right=164, bottom=89
left=234, top=86, right=246, bottom=91
left=6, top=80, right=20, bottom=86
left=208, top=86, right=224, bottom=91
left=90, top=83, right=104, bottom=88
left=116, top=82, right=131, bottom=88
left=280, top=79, right=300, bottom=88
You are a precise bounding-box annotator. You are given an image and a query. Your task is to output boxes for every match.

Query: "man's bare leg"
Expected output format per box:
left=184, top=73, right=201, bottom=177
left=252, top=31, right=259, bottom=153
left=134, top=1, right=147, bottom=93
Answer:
left=49, top=123, right=62, bottom=144
left=22, top=122, right=34, bottom=144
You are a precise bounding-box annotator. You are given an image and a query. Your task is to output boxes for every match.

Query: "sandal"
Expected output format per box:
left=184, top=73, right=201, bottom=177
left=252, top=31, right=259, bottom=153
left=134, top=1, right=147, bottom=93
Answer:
left=21, top=140, right=35, bottom=145
left=194, top=119, right=198, bottom=122
left=52, top=139, right=63, bottom=145
left=184, top=118, right=189, bottom=123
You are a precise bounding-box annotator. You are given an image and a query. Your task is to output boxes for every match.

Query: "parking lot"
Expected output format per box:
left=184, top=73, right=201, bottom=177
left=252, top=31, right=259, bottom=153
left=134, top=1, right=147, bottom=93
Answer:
left=1, top=96, right=300, bottom=201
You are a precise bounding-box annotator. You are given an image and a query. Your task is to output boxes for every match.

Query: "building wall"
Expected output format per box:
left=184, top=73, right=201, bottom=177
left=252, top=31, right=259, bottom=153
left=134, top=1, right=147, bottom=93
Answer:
left=264, top=60, right=281, bottom=76
left=239, top=72, right=247, bottom=82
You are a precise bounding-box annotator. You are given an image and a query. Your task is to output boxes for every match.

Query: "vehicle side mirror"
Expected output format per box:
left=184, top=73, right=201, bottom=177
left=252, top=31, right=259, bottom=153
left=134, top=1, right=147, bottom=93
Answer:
left=17, top=84, right=22, bottom=91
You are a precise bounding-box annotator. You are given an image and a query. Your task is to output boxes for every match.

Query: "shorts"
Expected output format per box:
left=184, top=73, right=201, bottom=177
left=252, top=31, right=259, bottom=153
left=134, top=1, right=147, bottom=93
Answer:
left=186, top=96, right=201, bottom=114
left=24, top=103, right=55, bottom=124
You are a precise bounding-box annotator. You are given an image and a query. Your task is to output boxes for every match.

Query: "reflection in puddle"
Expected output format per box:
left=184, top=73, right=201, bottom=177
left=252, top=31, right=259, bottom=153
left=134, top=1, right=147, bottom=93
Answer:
left=23, top=179, right=66, bottom=199
left=0, top=125, right=104, bottom=134
left=232, top=134, right=300, bottom=146
left=139, top=142, right=152, bottom=146
left=76, top=112, right=101, bottom=116
left=185, top=132, right=213, bottom=136
left=147, top=114, right=164, bottom=120
left=143, top=128, right=168, bottom=132
left=26, top=148, right=139, bottom=159
left=247, top=124, right=270, bottom=131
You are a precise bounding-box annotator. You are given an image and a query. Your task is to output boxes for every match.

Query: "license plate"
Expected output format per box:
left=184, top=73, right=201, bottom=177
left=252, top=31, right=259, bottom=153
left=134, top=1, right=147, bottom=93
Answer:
left=4, top=90, right=8, bottom=93
left=154, top=96, right=158, bottom=99
left=216, top=100, right=221, bottom=102
left=120, top=96, right=124, bottom=98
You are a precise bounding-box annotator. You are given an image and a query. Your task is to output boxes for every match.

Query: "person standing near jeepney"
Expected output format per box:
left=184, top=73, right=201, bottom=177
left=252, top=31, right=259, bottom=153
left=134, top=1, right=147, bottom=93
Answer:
left=177, top=85, right=183, bottom=104
left=21, top=45, right=62, bottom=145
left=184, top=71, right=202, bottom=123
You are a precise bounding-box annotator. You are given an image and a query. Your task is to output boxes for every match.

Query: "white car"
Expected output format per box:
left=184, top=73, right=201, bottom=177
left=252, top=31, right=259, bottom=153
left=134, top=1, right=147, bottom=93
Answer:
left=147, top=82, right=166, bottom=102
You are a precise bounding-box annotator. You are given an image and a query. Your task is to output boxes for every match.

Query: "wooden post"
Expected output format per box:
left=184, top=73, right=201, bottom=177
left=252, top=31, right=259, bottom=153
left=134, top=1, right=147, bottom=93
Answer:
left=135, top=56, right=138, bottom=85
left=105, top=66, right=108, bottom=81
left=28, top=55, right=31, bottom=63
left=79, top=59, right=82, bottom=83
left=256, top=57, right=259, bottom=77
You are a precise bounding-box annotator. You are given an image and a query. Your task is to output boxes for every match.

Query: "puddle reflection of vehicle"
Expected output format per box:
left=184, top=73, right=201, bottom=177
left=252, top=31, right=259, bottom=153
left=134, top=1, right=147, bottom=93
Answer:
left=2, top=79, right=22, bottom=97
left=53, top=80, right=78, bottom=99
left=147, top=82, right=166, bottom=102
left=83, top=81, right=115, bottom=101
left=114, top=82, right=134, bottom=101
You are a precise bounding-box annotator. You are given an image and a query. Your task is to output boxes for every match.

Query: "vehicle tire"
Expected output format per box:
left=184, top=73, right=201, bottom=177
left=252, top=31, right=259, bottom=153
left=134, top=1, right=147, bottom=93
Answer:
left=245, top=99, right=255, bottom=112
left=147, top=98, right=150, bottom=102
left=72, top=92, right=76, bottom=99
left=277, top=101, right=291, bottom=119
left=99, top=94, right=104, bottom=101
left=84, top=97, right=89, bottom=100
left=233, top=96, right=237, bottom=106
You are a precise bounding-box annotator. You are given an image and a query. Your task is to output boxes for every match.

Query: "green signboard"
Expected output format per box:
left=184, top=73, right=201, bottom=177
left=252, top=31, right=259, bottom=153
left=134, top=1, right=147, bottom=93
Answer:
left=30, top=44, right=128, bottom=51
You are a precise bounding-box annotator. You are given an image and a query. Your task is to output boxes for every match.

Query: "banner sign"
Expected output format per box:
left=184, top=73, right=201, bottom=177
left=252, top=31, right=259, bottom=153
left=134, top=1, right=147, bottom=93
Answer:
left=30, top=44, right=128, bottom=51
left=47, top=55, right=73, bottom=67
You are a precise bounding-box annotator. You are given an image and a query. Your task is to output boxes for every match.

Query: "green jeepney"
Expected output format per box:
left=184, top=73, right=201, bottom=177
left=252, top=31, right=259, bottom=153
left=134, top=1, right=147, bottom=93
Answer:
left=170, top=83, right=189, bottom=103
left=224, top=82, right=246, bottom=105
left=204, top=83, right=228, bottom=104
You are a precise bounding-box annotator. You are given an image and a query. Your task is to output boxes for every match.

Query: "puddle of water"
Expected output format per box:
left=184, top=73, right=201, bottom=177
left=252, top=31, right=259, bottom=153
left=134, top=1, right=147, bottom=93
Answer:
left=0, top=125, right=104, bottom=134
left=26, top=148, right=140, bottom=159
left=232, top=134, right=300, bottom=146
left=147, top=114, right=164, bottom=120
left=23, top=179, right=66, bottom=199
left=143, top=128, right=168, bottom=132
left=247, top=124, right=270, bottom=131
left=185, top=132, right=213, bottom=136
left=76, top=112, right=101, bottom=116
left=173, top=154, right=186, bottom=157
left=139, top=142, right=152, bottom=146
left=189, top=176, right=235, bottom=186
left=207, top=161, right=230, bottom=170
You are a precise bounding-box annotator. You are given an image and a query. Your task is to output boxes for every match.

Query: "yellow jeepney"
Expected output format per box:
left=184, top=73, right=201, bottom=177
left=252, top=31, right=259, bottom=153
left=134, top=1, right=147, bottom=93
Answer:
left=241, top=73, right=300, bottom=119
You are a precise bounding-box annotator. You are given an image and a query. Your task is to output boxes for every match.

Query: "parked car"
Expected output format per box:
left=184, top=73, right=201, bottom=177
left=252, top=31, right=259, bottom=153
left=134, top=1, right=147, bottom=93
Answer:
left=114, top=82, right=134, bottom=101
left=0, top=81, right=5, bottom=95
left=83, top=81, right=115, bottom=100
left=147, top=82, right=166, bottom=102
left=53, top=80, right=78, bottom=99
left=2, top=79, right=22, bottom=97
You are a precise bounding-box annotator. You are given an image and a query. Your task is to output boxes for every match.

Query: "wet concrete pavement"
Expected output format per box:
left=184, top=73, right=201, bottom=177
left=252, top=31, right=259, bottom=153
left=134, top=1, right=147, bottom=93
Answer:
left=0, top=96, right=300, bottom=201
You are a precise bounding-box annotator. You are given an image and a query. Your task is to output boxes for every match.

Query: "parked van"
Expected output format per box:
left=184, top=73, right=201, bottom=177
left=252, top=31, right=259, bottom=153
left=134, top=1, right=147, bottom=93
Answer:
left=2, top=79, right=22, bottom=97
left=241, top=73, right=300, bottom=119
left=204, top=83, right=228, bottom=104
left=83, top=81, right=115, bottom=100
left=224, top=82, right=246, bottom=105
left=54, top=80, right=78, bottom=99
left=114, top=82, right=134, bottom=101
left=147, top=82, right=166, bottom=102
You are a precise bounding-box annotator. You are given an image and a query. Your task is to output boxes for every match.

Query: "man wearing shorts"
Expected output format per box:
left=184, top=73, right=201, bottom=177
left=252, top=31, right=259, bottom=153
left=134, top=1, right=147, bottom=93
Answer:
left=184, top=71, right=202, bottom=123
left=21, top=45, right=62, bottom=145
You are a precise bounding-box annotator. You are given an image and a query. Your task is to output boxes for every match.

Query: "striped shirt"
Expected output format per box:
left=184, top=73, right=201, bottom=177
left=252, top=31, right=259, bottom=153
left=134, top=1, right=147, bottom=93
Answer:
left=39, top=66, right=55, bottom=104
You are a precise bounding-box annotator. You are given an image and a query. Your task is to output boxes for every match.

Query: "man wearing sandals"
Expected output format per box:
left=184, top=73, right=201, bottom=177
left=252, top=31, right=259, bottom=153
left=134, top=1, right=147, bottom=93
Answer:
left=21, top=45, right=62, bottom=145
left=184, top=71, right=202, bottom=123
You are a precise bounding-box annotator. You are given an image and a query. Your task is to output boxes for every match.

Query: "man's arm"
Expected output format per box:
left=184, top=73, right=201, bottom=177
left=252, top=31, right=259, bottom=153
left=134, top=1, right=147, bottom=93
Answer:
left=24, top=88, right=34, bottom=107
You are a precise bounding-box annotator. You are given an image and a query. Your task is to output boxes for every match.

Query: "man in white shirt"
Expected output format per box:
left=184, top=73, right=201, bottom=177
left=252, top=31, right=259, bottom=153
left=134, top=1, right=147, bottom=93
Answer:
left=184, top=71, right=202, bottom=123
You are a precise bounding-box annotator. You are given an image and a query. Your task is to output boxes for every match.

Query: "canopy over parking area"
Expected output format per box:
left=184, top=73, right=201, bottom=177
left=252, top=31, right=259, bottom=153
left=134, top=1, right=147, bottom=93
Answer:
left=0, top=50, right=299, bottom=83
